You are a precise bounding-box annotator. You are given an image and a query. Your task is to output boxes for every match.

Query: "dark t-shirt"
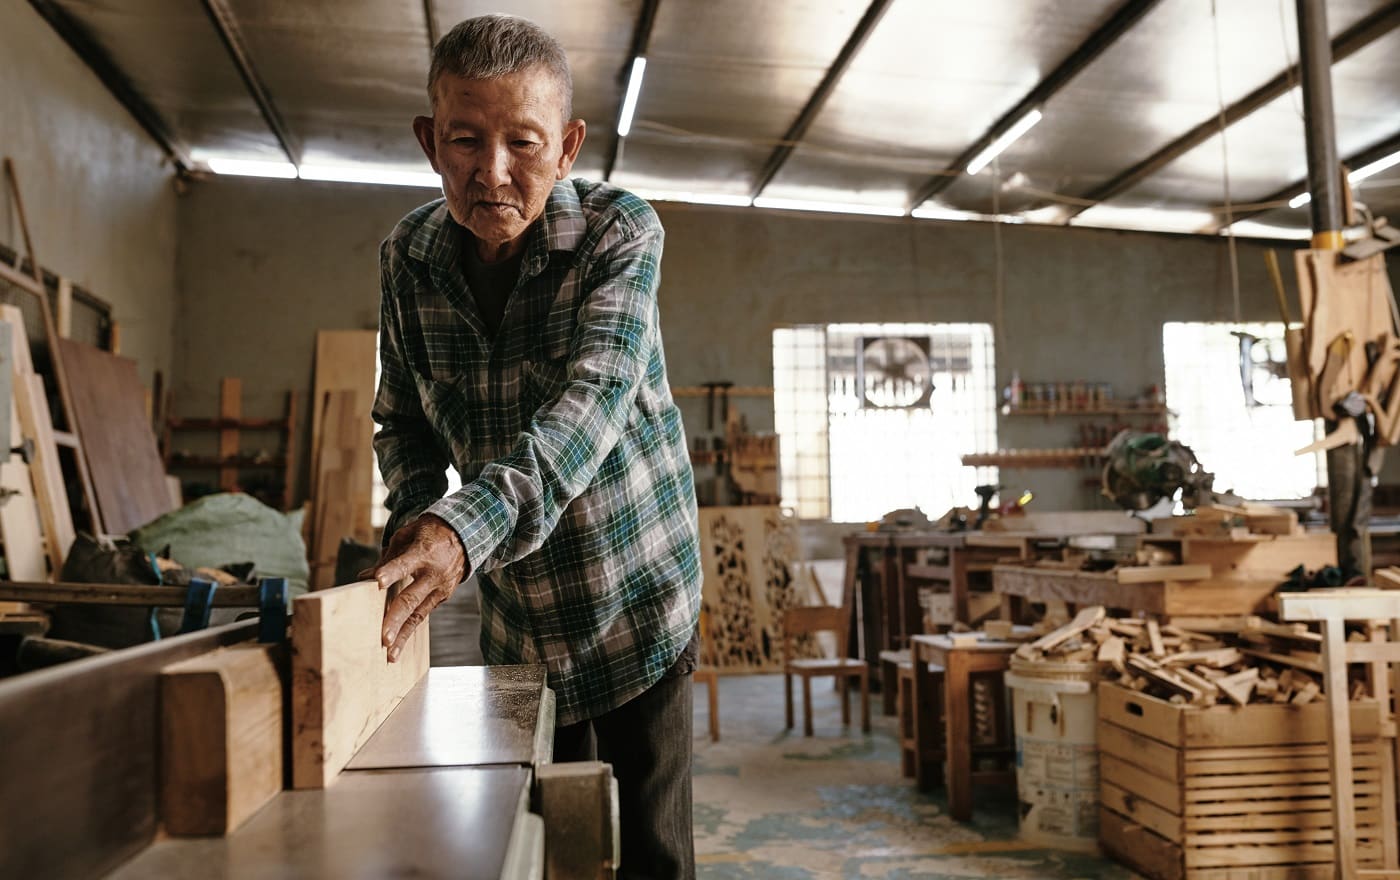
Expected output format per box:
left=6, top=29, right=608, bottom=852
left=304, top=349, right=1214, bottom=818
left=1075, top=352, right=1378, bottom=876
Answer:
left=462, top=243, right=525, bottom=338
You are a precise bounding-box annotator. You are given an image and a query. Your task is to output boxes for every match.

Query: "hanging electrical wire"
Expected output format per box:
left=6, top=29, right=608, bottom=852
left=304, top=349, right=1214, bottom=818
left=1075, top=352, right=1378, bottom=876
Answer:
left=1211, top=0, right=1243, bottom=324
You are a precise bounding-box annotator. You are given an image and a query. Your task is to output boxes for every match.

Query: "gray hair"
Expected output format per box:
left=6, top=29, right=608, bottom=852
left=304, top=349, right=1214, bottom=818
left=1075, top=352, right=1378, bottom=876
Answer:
left=428, top=14, right=573, bottom=120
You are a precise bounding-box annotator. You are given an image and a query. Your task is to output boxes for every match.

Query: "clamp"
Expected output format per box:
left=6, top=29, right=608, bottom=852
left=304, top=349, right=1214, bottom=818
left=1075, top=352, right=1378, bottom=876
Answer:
left=257, top=577, right=289, bottom=643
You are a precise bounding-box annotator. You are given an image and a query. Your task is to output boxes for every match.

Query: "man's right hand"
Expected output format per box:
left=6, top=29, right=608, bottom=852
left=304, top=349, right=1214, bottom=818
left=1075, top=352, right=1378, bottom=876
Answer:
left=370, top=514, right=467, bottom=662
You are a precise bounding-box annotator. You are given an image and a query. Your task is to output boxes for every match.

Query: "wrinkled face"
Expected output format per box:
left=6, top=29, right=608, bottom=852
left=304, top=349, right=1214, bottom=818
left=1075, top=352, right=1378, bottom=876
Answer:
left=414, top=67, right=585, bottom=260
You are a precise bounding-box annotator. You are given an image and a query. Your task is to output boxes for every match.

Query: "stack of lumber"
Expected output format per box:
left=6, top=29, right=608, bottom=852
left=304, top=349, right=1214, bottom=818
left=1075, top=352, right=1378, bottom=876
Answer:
left=1150, top=503, right=1300, bottom=538
left=1012, top=606, right=1353, bottom=708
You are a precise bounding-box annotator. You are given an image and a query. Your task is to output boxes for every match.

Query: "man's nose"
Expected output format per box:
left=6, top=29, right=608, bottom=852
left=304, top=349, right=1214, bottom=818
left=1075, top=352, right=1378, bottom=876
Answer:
left=474, top=143, right=511, bottom=188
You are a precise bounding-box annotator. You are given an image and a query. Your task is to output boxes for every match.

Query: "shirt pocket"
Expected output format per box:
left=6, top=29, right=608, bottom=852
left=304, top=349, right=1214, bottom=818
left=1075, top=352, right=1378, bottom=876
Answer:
left=411, top=371, right=474, bottom=464
left=520, top=356, right=569, bottom=414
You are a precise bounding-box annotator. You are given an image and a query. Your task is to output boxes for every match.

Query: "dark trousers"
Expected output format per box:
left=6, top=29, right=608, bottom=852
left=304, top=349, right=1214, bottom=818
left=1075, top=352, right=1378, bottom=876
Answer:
left=553, top=641, right=696, bottom=880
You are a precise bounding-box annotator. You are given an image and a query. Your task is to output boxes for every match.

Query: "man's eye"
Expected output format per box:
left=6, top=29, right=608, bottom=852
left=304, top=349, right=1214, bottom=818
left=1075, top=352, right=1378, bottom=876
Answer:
left=452, top=137, right=478, bottom=146
left=512, top=140, right=538, bottom=149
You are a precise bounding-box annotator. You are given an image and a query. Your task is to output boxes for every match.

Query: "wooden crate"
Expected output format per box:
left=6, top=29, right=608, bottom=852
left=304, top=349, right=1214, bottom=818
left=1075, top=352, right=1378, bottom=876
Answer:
left=1097, top=682, right=1387, bottom=879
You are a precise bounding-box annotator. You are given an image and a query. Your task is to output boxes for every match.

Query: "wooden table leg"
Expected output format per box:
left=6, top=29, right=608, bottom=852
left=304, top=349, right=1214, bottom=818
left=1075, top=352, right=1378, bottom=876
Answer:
left=802, top=676, right=814, bottom=737
left=944, top=649, right=974, bottom=821
left=950, top=548, right=969, bottom=624
left=880, top=656, right=898, bottom=716
left=911, top=647, right=936, bottom=790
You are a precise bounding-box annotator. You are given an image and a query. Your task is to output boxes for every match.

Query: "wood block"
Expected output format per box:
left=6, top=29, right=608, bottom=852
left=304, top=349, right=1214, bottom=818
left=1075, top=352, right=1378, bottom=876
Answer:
left=310, top=330, right=376, bottom=540
left=1030, top=605, right=1105, bottom=653
left=1117, top=564, right=1211, bottom=584
left=161, top=642, right=286, bottom=835
left=291, top=580, right=429, bottom=789
left=535, top=761, right=619, bottom=880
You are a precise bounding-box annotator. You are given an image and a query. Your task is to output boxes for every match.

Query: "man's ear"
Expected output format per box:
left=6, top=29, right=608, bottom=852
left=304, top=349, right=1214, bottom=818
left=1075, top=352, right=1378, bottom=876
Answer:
left=556, top=119, right=586, bottom=180
left=413, top=116, right=440, bottom=173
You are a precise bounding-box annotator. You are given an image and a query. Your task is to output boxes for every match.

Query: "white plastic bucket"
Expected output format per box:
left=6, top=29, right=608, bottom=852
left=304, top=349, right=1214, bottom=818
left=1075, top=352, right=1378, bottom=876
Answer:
left=1004, top=656, right=1100, bottom=853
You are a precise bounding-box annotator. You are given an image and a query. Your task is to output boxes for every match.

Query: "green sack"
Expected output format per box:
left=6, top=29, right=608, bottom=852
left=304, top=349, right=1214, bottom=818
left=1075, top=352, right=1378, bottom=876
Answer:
left=129, top=493, right=309, bottom=596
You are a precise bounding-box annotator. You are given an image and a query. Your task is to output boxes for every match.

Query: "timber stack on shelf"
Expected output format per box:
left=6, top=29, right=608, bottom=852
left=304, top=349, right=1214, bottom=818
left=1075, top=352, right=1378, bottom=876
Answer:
left=163, top=378, right=298, bottom=512
left=976, top=381, right=1169, bottom=470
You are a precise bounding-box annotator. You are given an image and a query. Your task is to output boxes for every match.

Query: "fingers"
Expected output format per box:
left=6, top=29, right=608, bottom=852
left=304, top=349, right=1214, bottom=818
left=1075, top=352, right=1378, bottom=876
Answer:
left=382, top=575, right=436, bottom=648
left=388, top=590, right=448, bottom=662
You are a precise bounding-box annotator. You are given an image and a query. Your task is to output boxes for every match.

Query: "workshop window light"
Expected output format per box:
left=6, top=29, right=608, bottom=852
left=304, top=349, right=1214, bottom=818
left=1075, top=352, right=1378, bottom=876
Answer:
left=298, top=165, right=441, bottom=189
left=966, top=109, right=1042, bottom=176
left=616, top=56, right=647, bottom=138
left=201, top=156, right=298, bottom=179
left=752, top=197, right=904, bottom=217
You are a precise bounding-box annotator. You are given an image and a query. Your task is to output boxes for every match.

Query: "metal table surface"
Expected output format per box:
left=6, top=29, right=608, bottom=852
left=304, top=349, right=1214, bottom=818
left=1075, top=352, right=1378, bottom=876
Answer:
left=348, top=665, right=554, bottom=772
left=106, top=766, right=540, bottom=880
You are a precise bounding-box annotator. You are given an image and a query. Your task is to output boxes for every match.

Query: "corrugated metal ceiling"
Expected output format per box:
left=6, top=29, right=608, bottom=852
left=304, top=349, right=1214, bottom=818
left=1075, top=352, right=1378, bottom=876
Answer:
left=30, top=0, right=1400, bottom=237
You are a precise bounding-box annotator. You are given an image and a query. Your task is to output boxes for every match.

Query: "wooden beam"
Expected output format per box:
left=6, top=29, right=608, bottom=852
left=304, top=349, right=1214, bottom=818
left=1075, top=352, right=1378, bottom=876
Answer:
left=199, top=0, right=301, bottom=165
left=160, top=642, right=286, bottom=836
left=291, top=580, right=430, bottom=789
left=1280, top=589, right=1400, bottom=623
left=0, top=582, right=262, bottom=606
left=1116, top=563, right=1211, bottom=584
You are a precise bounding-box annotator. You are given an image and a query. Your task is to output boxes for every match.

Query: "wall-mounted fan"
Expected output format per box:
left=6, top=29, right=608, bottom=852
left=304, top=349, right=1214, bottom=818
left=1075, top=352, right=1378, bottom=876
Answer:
left=857, top=336, right=933, bottom=408
left=1231, top=331, right=1292, bottom=408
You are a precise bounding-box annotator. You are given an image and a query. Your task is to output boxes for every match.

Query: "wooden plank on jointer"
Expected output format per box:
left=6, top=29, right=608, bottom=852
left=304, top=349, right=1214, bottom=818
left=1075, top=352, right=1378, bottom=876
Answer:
left=291, top=579, right=429, bottom=789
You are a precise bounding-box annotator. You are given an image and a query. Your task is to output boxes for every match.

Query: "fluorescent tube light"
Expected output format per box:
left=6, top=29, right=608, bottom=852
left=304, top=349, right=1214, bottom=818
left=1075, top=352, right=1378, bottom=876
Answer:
left=1071, top=204, right=1215, bottom=234
left=1288, top=191, right=1311, bottom=209
left=203, top=156, right=298, bottom=179
left=1228, top=220, right=1311, bottom=241
left=617, top=57, right=647, bottom=138
left=630, top=188, right=753, bottom=207
left=1350, top=149, right=1400, bottom=183
left=966, top=109, right=1043, bottom=175
left=752, top=197, right=904, bottom=217
left=298, top=165, right=441, bottom=188
left=911, top=205, right=1024, bottom=224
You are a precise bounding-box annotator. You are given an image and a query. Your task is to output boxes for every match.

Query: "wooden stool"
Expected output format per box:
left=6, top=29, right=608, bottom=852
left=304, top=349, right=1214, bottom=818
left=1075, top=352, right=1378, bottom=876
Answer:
left=693, top=666, right=719, bottom=742
left=909, top=632, right=1018, bottom=821
left=897, top=658, right=945, bottom=784
left=878, top=648, right=908, bottom=716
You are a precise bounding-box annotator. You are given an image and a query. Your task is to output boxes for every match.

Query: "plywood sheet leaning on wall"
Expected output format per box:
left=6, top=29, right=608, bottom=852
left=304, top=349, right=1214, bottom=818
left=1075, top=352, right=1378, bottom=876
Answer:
left=308, top=389, right=372, bottom=587
left=291, top=579, right=429, bottom=789
left=0, top=306, right=74, bottom=572
left=56, top=338, right=173, bottom=535
left=160, top=642, right=287, bottom=836
left=697, top=506, right=818, bottom=672
left=310, top=330, right=377, bottom=538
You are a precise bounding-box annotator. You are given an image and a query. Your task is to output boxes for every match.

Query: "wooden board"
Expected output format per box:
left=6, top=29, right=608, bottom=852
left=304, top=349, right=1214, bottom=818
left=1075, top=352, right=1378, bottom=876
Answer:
left=1, top=308, right=74, bottom=571
left=108, top=767, right=538, bottom=880
left=56, top=338, right=173, bottom=535
left=982, top=510, right=1145, bottom=536
left=347, top=665, right=552, bottom=771
left=0, top=459, right=45, bottom=583
left=160, top=643, right=286, bottom=836
left=308, top=390, right=368, bottom=587
left=309, top=330, right=376, bottom=538
left=290, top=579, right=430, bottom=789
left=218, top=377, right=241, bottom=491
left=1118, top=564, right=1211, bottom=584
left=0, top=619, right=258, bottom=879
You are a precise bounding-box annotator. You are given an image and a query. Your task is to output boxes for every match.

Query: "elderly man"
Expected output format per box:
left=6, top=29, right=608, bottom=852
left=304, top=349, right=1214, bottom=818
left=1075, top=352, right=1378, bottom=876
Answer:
left=370, top=13, right=701, bottom=879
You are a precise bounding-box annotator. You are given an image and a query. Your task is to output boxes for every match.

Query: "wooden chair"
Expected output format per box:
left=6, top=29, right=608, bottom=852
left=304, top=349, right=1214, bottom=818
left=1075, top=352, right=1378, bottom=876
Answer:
left=783, top=605, right=870, bottom=736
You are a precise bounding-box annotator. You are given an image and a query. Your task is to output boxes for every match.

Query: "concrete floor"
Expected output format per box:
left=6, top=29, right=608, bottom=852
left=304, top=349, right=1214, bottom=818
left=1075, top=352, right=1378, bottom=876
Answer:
left=428, top=595, right=1136, bottom=877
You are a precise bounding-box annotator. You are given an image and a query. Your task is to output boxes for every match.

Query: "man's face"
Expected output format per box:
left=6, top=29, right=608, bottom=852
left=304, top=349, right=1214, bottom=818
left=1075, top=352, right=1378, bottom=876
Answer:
left=414, top=66, right=585, bottom=261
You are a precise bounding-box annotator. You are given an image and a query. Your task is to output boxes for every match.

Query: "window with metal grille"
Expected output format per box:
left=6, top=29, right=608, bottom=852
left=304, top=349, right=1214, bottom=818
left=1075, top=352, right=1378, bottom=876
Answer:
left=1162, top=322, right=1322, bottom=501
left=774, top=323, right=998, bottom=522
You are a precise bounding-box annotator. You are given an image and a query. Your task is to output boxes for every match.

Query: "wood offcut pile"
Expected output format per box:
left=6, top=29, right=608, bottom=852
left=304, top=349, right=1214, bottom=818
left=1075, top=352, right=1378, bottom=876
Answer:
left=1010, top=604, right=1365, bottom=707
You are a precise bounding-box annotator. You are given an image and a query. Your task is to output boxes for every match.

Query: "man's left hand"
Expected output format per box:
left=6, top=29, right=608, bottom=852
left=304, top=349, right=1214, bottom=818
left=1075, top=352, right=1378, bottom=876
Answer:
left=372, top=514, right=467, bottom=662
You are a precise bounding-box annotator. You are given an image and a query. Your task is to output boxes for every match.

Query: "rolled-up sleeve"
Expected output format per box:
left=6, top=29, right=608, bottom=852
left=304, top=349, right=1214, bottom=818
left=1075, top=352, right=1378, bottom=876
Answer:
left=372, top=240, right=450, bottom=546
left=425, top=217, right=662, bottom=575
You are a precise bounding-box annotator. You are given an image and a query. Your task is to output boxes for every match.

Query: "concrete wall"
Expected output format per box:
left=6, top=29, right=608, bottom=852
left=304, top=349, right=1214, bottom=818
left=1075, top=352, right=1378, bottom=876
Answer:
left=0, top=4, right=179, bottom=380
left=173, top=174, right=1399, bottom=516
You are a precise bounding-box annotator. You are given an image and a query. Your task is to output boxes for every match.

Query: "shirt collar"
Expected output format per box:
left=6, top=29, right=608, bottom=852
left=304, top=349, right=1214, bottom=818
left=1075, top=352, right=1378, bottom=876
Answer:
left=408, top=180, right=586, bottom=283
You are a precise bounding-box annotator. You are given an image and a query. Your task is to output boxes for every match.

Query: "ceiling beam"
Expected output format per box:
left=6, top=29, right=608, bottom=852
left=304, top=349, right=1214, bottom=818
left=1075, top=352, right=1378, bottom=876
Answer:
left=747, top=0, right=896, bottom=200
left=602, top=0, right=662, bottom=182
left=1210, top=128, right=1400, bottom=232
left=1065, top=0, right=1400, bottom=222
left=26, top=0, right=191, bottom=173
left=200, top=0, right=300, bottom=166
left=905, top=0, right=1163, bottom=212
left=423, top=0, right=439, bottom=52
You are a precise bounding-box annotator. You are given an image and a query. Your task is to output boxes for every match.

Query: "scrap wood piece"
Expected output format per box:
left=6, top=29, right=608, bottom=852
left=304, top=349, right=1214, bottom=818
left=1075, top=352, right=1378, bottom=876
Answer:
left=1146, top=619, right=1166, bottom=658
left=1217, top=667, right=1260, bottom=706
left=1167, top=614, right=1263, bottom=633
left=1290, top=680, right=1321, bottom=705
left=291, top=579, right=429, bottom=789
left=160, top=642, right=286, bottom=836
left=1240, top=647, right=1324, bottom=674
left=1115, top=563, right=1211, bottom=584
left=1126, top=655, right=1203, bottom=702
left=1029, top=605, right=1106, bottom=653
left=1162, top=647, right=1243, bottom=669
left=1097, top=635, right=1126, bottom=672
left=1375, top=567, right=1400, bottom=589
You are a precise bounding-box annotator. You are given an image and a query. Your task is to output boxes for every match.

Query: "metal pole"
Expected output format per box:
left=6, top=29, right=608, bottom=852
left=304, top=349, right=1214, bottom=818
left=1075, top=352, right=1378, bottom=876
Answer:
left=1297, top=0, right=1369, bottom=578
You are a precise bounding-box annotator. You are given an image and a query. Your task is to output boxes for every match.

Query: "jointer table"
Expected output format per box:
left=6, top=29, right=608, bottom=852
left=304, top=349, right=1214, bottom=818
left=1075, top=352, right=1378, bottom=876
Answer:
left=106, top=665, right=556, bottom=880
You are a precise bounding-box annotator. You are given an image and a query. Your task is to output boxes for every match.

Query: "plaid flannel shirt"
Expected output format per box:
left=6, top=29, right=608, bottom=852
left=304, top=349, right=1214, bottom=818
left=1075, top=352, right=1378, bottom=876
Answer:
left=373, top=178, right=701, bottom=725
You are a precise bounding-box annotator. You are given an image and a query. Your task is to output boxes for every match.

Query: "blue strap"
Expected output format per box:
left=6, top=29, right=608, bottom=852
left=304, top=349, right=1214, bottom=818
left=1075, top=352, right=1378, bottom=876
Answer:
left=178, top=578, right=217, bottom=634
